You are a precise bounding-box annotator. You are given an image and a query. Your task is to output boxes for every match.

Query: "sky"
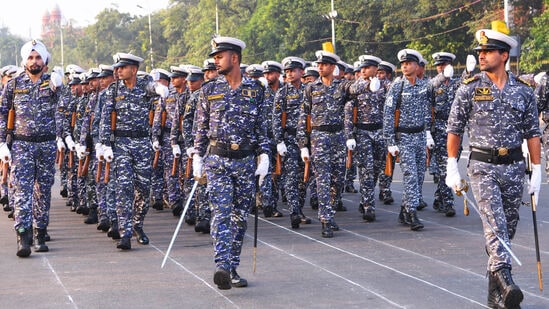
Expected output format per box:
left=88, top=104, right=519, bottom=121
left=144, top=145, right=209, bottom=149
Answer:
left=0, top=0, right=171, bottom=39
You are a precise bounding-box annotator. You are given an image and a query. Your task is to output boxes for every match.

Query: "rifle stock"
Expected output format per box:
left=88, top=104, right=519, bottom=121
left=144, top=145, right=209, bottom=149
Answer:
left=172, top=156, right=179, bottom=177
left=104, top=162, right=110, bottom=183
left=58, top=148, right=65, bottom=169
left=303, top=157, right=310, bottom=182
left=274, top=154, right=282, bottom=175
left=153, top=150, right=160, bottom=168
left=82, top=153, right=90, bottom=176
left=1, top=161, right=8, bottom=184
left=185, top=157, right=192, bottom=179
left=346, top=150, right=352, bottom=169
left=96, top=158, right=103, bottom=183
left=384, top=153, right=393, bottom=176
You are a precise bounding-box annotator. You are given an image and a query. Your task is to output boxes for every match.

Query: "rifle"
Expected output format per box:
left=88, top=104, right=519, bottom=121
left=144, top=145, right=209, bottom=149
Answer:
left=171, top=156, right=179, bottom=177
left=274, top=111, right=286, bottom=176
left=347, top=99, right=358, bottom=169
left=385, top=81, right=404, bottom=175
left=68, top=109, right=76, bottom=169
left=185, top=157, right=192, bottom=179
left=303, top=157, right=310, bottom=182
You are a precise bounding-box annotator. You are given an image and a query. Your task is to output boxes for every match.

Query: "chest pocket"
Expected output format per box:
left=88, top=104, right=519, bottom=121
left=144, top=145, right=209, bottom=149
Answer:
left=504, top=98, right=525, bottom=126
left=472, top=100, right=495, bottom=126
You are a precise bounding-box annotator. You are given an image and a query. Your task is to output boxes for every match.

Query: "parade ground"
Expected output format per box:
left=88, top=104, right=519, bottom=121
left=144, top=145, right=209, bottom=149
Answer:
left=1, top=151, right=549, bottom=309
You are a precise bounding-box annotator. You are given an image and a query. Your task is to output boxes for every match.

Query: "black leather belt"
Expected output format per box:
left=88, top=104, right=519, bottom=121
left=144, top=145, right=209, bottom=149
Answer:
left=284, top=128, right=297, bottom=136
left=355, top=123, right=382, bottom=131
left=114, top=130, right=149, bottom=138
left=13, top=134, right=56, bottom=142
left=312, top=124, right=343, bottom=132
left=210, top=146, right=254, bottom=159
left=470, top=146, right=523, bottom=165
left=396, top=126, right=423, bottom=133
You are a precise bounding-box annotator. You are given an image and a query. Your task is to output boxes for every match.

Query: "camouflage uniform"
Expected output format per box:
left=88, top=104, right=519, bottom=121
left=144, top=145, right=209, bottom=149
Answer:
left=430, top=73, right=461, bottom=214
left=194, top=75, right=270, bottom=273
left=447, top=71, right=539, bottom=272
left=150, top=95, right=166, bottom=209
left=383, top=77, right=432, bottom=220
left=99, top=75, right=155, bottom=240
left=273, top=82, right=307, bottom=223
left=0, top=73, right=59, bottom=232
left=152, top=88, right=182, bottom=210
left=297, top=77, right=347, bottom=225
left=74, top=89, right=90, bottom=215
left=346, top=77, right=387, bottom=215
left=180, top=87, right=209, bottom=226
left=59, top=86, right=79, bottom=211
left=536, top=74, right=549, bottom=177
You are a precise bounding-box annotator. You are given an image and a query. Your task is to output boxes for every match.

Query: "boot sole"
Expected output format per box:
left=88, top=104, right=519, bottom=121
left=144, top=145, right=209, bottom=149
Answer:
left=214, top=269, right=231, bottom=290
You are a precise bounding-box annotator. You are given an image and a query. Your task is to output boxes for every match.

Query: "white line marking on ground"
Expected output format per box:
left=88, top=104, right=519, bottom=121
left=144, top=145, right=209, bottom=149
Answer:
left=43, top=256, right=78, bottom=309
left=253, top=218, right=487, bottom=308
left=150, top=244, right=239, bottom=309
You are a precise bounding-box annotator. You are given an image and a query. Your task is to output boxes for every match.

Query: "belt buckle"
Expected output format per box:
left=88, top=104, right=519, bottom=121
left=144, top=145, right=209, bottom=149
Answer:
left=230, top=143, right=239, bottom=150
left=497, top=147, right=508, bottom=156
left=210, top=140, right=217, bottom=146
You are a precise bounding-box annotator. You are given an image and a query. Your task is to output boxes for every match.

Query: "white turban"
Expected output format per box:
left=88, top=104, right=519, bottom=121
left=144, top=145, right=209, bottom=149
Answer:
left=20, top=39, right=49, bottom=65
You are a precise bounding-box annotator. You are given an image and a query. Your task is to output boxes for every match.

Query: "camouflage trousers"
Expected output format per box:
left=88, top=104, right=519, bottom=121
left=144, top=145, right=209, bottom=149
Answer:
left=11, top=140, right=56, bottom=230
left=204, top=153, right=255, bottom=270
left=468, top=160, right=524, bottom=272
left=281, top=141, right=306, bottom=215
left=310, top=130, right=345, bottom=222
left=397, top=132, right=427, bottom=212
left=112, top=137, right=152, bottom=238
left=355, top=128, right=386, bottom=209
left=432, top=124, right=454, bottom=209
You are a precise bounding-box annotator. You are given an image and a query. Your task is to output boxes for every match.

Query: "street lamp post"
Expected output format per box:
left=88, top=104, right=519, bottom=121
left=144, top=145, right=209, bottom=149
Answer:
left=137, top=4, right=154, bottom=69
left=322, top=0, right=338, bottom=53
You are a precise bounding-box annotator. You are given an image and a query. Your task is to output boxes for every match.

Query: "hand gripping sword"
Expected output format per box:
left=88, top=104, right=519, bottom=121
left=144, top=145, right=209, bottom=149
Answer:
left=455, top=180, right=522, bottom=266
left=161, top=180, right=199, bottom=268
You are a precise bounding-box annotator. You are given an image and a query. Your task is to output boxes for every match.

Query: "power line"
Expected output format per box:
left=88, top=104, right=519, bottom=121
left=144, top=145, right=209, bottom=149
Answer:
left=340, top=24, right=469, bottom=45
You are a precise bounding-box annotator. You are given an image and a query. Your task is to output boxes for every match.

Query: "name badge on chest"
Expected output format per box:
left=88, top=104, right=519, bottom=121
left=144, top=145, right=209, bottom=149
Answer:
left=473, top=87, right=494, bottom=101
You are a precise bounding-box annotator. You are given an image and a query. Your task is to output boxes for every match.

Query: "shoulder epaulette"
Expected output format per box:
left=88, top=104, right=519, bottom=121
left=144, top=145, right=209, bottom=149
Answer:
left=517, top=77, right=531, bottom=87
left=463, top=75, right=480, bottom=85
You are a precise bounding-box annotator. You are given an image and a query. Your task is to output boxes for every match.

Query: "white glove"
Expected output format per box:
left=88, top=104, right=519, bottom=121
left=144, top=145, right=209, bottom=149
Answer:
left=466, top=55, right=476, bottom=73
left=192, top=154, right=203, bottom=178
left=276, top=142, right=287, bottom=156
left=172, top=144, right=181, bottom=158
left=255, top=153, right=270, bottom=187
left=346, top=139, right=356, bottom=151
left=56, top=137, right=65, bottom=152
left=95, top=143, right=104, bottom=161
left=154, top=83, right=169, bottom=99
left=529, top=164, right=541, bottom=206
left=49, top=71, right=64, bottom=91
left=369, top=77, right=380, bottom=92
left=103, top=146, right=114, bottom=163
left=186, top=147, right=195, bottom=158
left=300, top=147, right=309, bottom=162
left=446, top=157, right=464, bottom=193
left=426, top=131, right=435, bottom=149
left=64, top=136, right=76, bottom=151
left=443, top=64, right=454, bottom=78
left=76, top=144, right=88, bottom=160
left=0, top=143, right=11, bottom=162
left=521, top=139, right=529, bottom=161
left=152, top=141, right=160, bottom=152
left=388, top=145, right=399, bottom=156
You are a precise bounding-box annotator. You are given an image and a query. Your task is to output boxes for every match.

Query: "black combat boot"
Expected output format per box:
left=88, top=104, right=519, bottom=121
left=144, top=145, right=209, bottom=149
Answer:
left=492, top=268, right=523, bottom=308
left=184, top=211, right=196, bottom=225
left=321, top=222, right=333, bottom=238
left=34, top=228, right=49, bottom=252
left=152, top=200, right=163, bottom=210
left=75, top=202, right=88, bottom=215
left=262, top=206, right=273, bottom=218
left=433, top=199, right=442, bottom=211
left=16, top=228, right=32, bottom=257
left=230, top=268, right=248, bottom=287
left=381, top=190, right=394, bottom=205
left=334, top=200, right=347, bottom=212
left=398, top=206, right=410, bottom=225
left=290, top=213, right=301, bottom=229
left=214, top=267, right=231, bottom=290
left=194, top=219, right=210, bottom=234
left=107, top=221, right=121, bottom=240
left=84, top=208, right=98, bottom=224
left=1, top=195, right=9, bottom=211
left=445, top=203, right=456, bottom=217
left=116, top=236, right=131, bottom=250
left=409, top=211, right=424, bottom=231
left=60, top=187, right=68, bottom=198
left=97, top=218, right=110, bottom=232
left=487, top=272, right=505, bottom=309
left=363, top=206, right=376, bottom=222
left=171, top=201, right=183, bottom=217
left=43, top=227, right=50, bottom=241
left=345, top=183, right=358, bottom=193
left=133, top=227, right=149, bottom=245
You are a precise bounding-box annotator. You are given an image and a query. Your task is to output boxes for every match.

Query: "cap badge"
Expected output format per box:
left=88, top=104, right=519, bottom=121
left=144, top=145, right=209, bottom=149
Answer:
left=479, top=31, right=488, bottom=45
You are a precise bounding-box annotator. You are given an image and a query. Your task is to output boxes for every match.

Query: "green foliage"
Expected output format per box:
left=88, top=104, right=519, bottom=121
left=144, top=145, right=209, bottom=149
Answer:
left=0, top=0, right=545, bottom=74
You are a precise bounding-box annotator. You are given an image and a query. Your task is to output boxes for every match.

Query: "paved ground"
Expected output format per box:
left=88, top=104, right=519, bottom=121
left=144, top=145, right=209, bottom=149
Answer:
left=0, top=152, right=548, bottom=308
